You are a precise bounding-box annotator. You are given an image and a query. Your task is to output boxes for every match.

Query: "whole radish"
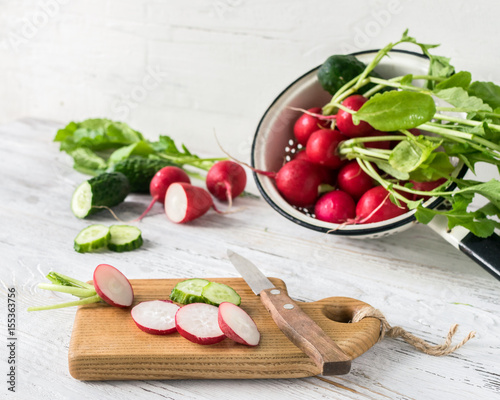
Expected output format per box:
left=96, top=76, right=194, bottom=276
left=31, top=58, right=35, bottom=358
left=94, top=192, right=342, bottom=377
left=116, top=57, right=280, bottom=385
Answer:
left=337, top=160, right=374, bottom=200
left=293, top=151, right=337, bottom=186
left=226, top=156, right=326, bottom=208
left=336, top=95, right=374, bottom=138
left=135, top=166, right=191, bottom=221
left=274, top=159, right=324, bottom=208
left=305, top=129, right=347, bottom=169
left=206, top=160, right=247, bottom=208
left=165, top=182, right=220, bottom=223
left=314, top=190, right=356, bottom=223
left=293, top=107, right=329, bottom=146
left=356, top=186, right=408, bottom=223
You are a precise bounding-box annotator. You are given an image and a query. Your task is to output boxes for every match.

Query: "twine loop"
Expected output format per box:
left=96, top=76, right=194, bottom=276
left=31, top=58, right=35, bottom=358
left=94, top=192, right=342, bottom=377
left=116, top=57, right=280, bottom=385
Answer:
left=352, top=306, right=476, bottom=356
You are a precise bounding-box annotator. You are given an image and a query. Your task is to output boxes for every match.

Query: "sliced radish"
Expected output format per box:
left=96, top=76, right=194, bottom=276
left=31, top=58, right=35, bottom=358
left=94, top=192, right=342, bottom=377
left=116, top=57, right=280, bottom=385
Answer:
left=175, top=303, right=226, bottom=345
left=92, top=264, right=134, bottom=308
left=131, top=300, right=179, bottom=335
left=218, top=302, right=260, bottom=346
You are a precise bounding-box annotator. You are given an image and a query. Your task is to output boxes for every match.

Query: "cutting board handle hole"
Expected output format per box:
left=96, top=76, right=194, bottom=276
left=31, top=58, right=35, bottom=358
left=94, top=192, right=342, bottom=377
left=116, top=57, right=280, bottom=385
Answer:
left=321, top=304, right=355, bottom=323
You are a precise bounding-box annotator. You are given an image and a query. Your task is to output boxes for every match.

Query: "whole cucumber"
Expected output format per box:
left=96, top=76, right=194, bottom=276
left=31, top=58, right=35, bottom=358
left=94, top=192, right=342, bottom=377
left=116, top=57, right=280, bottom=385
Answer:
left=109, top=157, right=174, bottom=193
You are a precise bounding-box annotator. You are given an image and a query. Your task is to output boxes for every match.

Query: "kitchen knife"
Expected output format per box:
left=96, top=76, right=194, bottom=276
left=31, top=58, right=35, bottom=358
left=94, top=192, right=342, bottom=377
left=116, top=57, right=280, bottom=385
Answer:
left=227, top=250, right=351, bottom=376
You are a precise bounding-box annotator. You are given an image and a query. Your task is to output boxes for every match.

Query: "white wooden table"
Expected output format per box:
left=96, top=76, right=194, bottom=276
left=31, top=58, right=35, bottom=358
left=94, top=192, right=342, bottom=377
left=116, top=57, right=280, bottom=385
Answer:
left=1, top=118, right=499, bottom=399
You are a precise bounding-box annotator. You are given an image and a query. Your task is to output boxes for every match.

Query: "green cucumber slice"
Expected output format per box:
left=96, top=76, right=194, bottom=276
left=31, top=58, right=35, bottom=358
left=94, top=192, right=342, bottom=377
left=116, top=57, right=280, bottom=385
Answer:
left=201, top=282, right=241, bottom=306
left=170, top=279, right=210, bottom=304
left=108, top=225, right=143, bottom=252
left=74, top=224, right=111, bottom=253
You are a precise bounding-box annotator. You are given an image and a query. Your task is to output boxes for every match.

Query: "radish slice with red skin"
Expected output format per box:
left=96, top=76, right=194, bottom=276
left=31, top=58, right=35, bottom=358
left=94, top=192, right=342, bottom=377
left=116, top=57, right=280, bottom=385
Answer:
left=218, top=302, right=260, bottom=346
left=175, top=303, right=226, bottom=345
left=165, top=182, right=216, bottom=223
left=93, top=264, right=134, bottom=308
left=131, top=300, right=179, bottom=335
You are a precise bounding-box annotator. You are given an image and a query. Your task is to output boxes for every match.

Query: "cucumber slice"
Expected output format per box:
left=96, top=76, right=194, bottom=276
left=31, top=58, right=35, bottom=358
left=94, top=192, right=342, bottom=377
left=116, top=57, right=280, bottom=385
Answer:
left=170, top=278, right=210, bottom=304
left=71, top=172, right=130, bottom=219
left=202, top=282, right=241, bottom=306
left=108, top=225, right=143, bottom=252
left=74, top=224, right=111, bottom=253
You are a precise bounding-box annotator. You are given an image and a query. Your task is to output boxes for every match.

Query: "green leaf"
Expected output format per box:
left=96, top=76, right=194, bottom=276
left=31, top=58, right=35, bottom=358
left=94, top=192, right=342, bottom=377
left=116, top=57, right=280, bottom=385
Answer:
left=434, top=87, right=492, bottom=113
left=54, top=119, right=144, bottom=153
left=435, top=71, right=471, bottom=90
left=388, top=136, right=441, bottom=173
left=68, top=147, right=107, bottom=175
left=459, top=179, right=500, bottom=208
left=427, top=56, right=455, bottom=89
left=408, top=151, right=456, bottom=182
left=374, top=160, right=409, bottom=180
left=108, top=141, right=155, bottom=165
left=468, top=81, right=500, bottom=109
left=400, top=74, right=414, bottom=86
left=414, top=205, right=439, bottom=224
left=353, top=91, right=436, bottom=131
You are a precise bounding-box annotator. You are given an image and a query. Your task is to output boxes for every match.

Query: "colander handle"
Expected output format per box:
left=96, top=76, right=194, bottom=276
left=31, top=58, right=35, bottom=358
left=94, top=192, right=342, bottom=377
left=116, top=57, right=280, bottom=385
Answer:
left=427, top=214, right=500, bottom=280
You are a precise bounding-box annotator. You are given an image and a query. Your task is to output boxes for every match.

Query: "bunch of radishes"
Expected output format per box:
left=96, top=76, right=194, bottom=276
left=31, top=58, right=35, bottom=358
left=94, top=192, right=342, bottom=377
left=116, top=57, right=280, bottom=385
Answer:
left=267, top=94, right=441, bottom=225
left=135, top=160, right=247, bottom=224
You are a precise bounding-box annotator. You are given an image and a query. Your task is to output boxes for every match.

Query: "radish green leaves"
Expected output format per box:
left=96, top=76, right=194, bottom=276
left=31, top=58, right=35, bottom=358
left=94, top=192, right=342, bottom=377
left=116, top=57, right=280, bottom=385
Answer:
left=328, top=30, right=500, bottom=237
left=353, top=91, right=436, bottom=131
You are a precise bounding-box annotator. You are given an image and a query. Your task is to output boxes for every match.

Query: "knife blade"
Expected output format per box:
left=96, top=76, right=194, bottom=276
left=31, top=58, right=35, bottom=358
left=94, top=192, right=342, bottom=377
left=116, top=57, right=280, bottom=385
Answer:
left=227, top=250, right=351, bottom=376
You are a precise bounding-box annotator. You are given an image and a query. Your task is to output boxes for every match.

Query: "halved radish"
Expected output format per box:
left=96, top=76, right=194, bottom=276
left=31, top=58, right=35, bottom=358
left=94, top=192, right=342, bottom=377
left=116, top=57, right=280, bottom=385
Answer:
left=175, top=303, right=226, bottom=345
left=131, top=300, right=179, bottom=335
left=217, top=302, right=260, bottom=346
left=165, top=182, right=216, bottom=223
left=92, top=264, right=134, bottom=308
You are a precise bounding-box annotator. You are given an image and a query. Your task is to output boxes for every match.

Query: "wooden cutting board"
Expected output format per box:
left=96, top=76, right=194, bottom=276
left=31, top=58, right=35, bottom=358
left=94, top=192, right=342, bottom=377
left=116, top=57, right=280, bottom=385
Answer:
left=68, top=278, right=381, bottom=380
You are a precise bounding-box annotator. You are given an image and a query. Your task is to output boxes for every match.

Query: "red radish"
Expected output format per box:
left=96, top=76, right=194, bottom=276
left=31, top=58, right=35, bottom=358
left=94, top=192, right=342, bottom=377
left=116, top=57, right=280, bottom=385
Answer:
left=364, top=131, right=392, bottom=150
left=337, top=161, right=374, bottom=200
left=135, top=166, right=191, bottom=221
left=293, top=150, right=309, bottom=162
left=175, top=303, right=226, bottom=345
left=410, top=178, right=447, bottom=201
left=206, top=160, right=247, bottom=208
left=293, top=107, right=329, bottom=146
left=131, top=300, right=179, bottom=335
left=314, top=190, right=356, bottom=223
left=305, top=129, right=347, bottom=169
left=165, top=182, right=220, bottom=223
left=293, top=151, right=337, bottom=186
left=92, top=264, right=134, bottom=308
left=217, top=302, right=260, bottom=346
left=336, top=95, right=374, bottom=138
left=274, top=159, right=324, bottom=207
left=356, top=186, right=408, bottom=224
left=222, top=154, right=327, bottom=208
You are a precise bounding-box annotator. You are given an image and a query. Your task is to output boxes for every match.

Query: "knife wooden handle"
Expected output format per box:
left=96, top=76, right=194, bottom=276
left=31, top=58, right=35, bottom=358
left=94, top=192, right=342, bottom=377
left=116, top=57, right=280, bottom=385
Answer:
left=260, top=287, right=351, bottom=376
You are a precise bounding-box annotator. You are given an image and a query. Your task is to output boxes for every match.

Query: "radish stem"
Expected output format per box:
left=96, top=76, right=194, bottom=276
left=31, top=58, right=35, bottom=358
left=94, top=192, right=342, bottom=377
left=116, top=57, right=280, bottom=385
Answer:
left=37, top=284, right=96, bottom=298
left=27, top=295, right=102, bottom=312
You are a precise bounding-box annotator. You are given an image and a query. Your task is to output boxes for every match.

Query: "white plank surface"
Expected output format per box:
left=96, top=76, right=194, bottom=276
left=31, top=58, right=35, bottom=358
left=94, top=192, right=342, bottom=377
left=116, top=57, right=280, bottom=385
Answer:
left=1, top=118, right=499, bottom=400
